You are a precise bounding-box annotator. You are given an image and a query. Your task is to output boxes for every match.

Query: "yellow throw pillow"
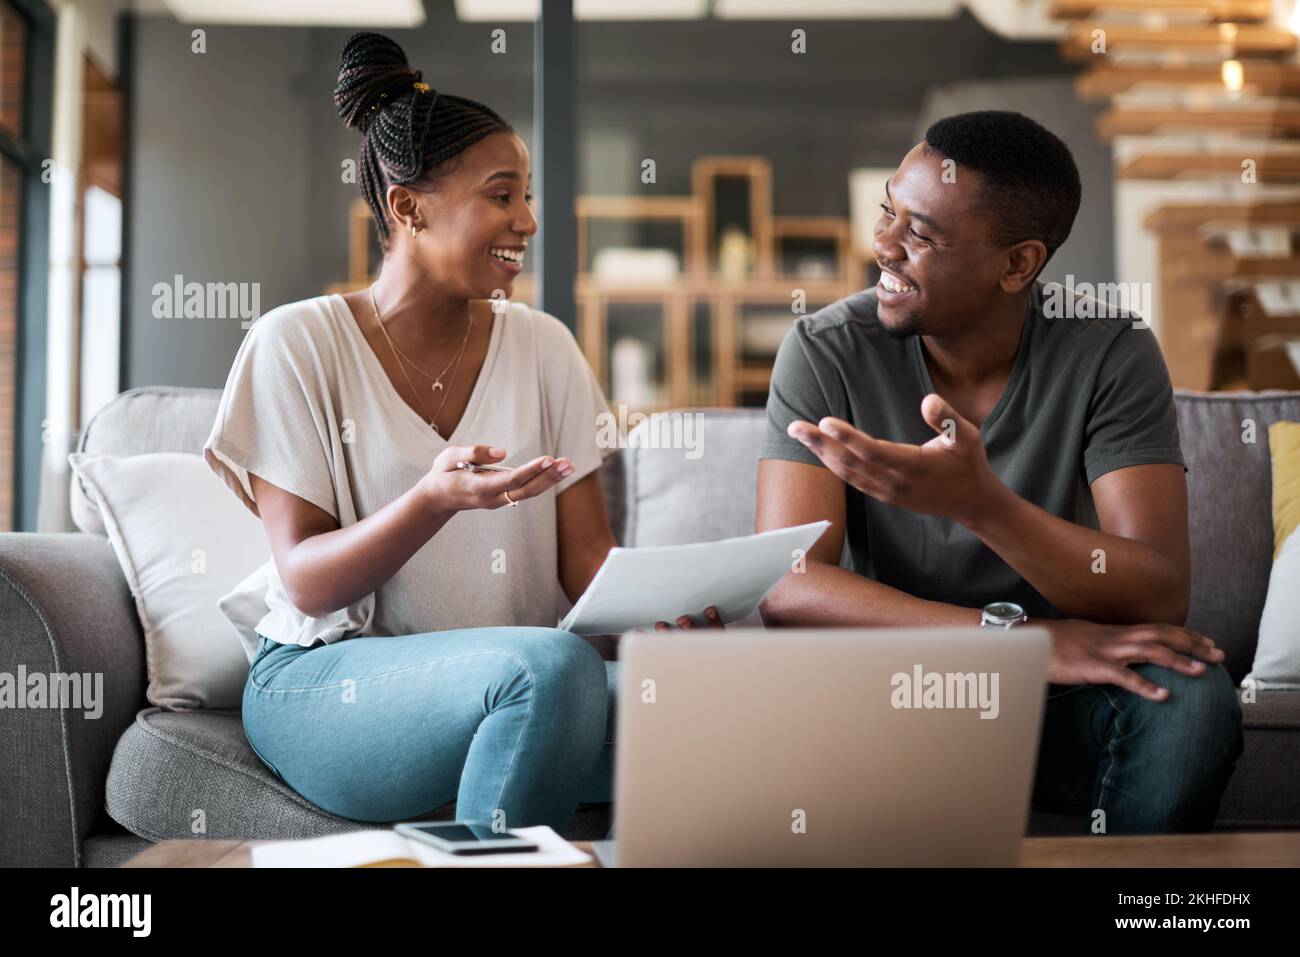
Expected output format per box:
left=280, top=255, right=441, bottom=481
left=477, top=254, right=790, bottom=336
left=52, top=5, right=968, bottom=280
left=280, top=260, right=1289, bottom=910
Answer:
left=1268, top=421, right=1300, bottom=556
left=1271, top=421, right=1300, bottom=558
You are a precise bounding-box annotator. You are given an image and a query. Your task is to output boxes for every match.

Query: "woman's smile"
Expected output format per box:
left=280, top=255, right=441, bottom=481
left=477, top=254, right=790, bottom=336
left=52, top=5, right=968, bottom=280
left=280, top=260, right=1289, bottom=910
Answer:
left=489, top=245, right=525, bottom=275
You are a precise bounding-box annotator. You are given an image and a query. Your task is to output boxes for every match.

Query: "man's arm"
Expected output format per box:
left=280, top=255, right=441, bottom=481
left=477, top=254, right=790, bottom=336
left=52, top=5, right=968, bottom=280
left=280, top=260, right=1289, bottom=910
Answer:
left=756, top=449, right=1222, bottom=703
left=756, top=458, right=981, bottom=628
left=966, top=462, right=1189, bottom=625
left=789, top=393, right=1189, bottom=626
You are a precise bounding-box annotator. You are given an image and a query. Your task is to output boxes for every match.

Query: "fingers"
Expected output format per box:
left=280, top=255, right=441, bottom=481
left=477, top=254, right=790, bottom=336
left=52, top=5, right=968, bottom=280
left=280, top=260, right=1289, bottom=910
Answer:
left=442, top=444, right=506, bottom=470
left=1107, top=642, right=1207, bottom=678
left=920, top=393, right=970, bottom=446
left=1102, top=663, right=1170, bottom=702
left=653, top=608, right=723, bottom=631
left=817, top=418, right=925, bottom=476
left=787, top=420, right=901, bottom=495
left=1129, top=624, right=1225, bottom=665
left=474, top=455, right=573, bottom=501
left=509, top=456, right=575, bottom=500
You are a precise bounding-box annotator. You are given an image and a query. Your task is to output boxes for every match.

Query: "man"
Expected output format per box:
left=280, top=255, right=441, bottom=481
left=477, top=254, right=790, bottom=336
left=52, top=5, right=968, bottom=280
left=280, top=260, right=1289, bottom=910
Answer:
left=757, top=110, right=1242, bottom=834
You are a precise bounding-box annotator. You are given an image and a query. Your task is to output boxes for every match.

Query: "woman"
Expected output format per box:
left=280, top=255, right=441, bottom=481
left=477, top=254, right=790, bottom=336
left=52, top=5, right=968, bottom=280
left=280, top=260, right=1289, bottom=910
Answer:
left=203, top=32, right=717, bottom=834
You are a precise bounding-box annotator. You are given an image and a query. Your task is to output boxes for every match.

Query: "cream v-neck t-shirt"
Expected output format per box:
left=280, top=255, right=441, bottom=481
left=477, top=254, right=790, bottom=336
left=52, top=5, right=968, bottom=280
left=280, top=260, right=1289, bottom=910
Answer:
left=203, top=293, right=613, bottom=650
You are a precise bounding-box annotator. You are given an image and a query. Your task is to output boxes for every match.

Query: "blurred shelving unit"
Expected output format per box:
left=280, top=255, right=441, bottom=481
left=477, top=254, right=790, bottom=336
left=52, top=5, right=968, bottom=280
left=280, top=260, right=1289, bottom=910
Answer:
left=577, top=156, right=864, bottom=410
left=1050, top=0, right=1300, bottom=390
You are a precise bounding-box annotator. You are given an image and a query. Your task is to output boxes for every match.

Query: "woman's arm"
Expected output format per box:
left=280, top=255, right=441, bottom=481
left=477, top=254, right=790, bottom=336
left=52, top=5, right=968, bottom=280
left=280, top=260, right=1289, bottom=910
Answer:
left=255, top=444, right=572, bottom=618
left=251, top=473, right=450, bottom=619
left=556, top=470, right=617, bottom=604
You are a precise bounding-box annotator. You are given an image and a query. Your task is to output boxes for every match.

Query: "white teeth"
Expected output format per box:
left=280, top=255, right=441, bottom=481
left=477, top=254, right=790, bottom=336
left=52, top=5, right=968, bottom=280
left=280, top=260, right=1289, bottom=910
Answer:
left=880, top=272, right=911, bottom=294
left=490, top=247, right=523, bottom=264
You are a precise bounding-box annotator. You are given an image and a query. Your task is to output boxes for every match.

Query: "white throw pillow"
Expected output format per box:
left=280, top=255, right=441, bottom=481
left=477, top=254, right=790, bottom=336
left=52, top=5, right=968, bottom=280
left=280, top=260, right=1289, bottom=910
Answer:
left=1246, top=528, right=1300, bottom=691
left=67, top=451, right=270, bottom=710
left=219, top=560, right=274, bottom=665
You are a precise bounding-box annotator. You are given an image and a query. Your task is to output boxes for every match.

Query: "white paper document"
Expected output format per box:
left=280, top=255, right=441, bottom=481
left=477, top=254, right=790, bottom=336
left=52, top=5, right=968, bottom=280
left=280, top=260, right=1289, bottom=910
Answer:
left=558, top=521, right=831, bottom=636
left=250, top=825, right=590, bottom=868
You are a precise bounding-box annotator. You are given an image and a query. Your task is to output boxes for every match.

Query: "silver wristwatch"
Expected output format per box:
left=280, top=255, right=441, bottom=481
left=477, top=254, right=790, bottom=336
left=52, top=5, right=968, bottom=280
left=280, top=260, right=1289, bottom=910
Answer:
left=981, top=601, right=1028, bottom=630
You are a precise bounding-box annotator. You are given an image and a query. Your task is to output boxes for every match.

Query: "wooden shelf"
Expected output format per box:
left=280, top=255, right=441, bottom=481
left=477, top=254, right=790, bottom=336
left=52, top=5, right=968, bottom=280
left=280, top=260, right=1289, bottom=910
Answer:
left=576, top=274, right=852, bottom=300
left=1077, top=62, right=1300, bottom=99
left=1050, top=0, right=1271, bottom=21
left=692, top=155, right=775, bottom=279
left=1061, top=23, right=1297, bottom=60
left=1144, top=201, right=1300, bottom=229
left=575, top=194, right=705, bottom=277
left=734, top=364, right=774, bottom=392
left=1097, top=104, right=1300, bottom=139
left=1118, top=152, right=1300, bottom=181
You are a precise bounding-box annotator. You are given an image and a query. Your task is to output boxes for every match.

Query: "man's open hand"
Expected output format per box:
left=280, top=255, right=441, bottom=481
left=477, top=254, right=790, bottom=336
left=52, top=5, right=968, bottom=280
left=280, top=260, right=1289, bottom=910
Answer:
left=787, top=393, right=1002, bottom=525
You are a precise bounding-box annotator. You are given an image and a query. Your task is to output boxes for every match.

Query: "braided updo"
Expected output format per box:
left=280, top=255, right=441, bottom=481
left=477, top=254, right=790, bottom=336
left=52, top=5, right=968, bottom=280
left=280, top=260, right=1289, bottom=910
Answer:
left=334, top=32, right=512, bottom=249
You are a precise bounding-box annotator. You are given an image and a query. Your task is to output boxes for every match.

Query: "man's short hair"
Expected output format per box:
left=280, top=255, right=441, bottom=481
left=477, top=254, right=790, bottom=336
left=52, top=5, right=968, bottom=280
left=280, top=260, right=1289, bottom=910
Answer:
left=923, top=110, right=1081, bottom=263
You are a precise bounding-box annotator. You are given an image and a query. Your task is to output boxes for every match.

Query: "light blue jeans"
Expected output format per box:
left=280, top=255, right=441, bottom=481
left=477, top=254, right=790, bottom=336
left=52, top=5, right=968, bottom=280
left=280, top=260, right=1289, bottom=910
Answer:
left=242, top=627, right=617, bottom=833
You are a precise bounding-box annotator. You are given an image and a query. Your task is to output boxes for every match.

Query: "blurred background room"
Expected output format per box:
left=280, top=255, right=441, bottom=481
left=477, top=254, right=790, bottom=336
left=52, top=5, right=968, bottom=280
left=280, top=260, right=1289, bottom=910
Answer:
left=5, top=0, right=1300, bottom=534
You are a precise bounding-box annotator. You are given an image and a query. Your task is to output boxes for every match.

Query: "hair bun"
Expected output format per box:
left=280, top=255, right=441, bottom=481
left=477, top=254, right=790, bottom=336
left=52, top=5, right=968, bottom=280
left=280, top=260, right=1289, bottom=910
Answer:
left=334, top=32, right=422, bottom=134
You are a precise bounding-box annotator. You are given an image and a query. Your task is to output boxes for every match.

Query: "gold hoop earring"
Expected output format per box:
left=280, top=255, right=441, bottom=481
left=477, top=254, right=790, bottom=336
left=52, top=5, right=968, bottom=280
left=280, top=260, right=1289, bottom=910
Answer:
left=410, top=224, right=418, bottom=238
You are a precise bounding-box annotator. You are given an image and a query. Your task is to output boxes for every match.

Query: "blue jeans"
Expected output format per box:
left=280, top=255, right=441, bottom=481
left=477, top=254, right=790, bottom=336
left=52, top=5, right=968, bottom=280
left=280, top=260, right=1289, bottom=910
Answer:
left=242, top=628, right=616, bottom=833
left=1032, top=662, right=1244, bottom=833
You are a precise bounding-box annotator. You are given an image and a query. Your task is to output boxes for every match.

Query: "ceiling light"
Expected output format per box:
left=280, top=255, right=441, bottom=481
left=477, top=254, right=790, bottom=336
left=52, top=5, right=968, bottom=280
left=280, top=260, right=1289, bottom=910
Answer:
left=715, top=0, right=960, bottom=18
left=1222, top=59, right=1244, bottom=93
left=163, top=0, right=425, bottom=27
left=454, top=0, right=706, bottom=20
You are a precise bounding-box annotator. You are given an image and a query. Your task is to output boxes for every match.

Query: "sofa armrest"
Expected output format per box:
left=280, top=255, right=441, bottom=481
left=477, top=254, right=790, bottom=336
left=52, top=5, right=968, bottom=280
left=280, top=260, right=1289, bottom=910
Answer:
left=0, top=532, right=145, bottom=866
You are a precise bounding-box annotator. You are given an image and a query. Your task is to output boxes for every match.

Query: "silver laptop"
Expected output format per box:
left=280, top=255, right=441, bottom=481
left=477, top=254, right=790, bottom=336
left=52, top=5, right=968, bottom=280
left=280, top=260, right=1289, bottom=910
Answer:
left=607, top=627, right=1051, bottom=867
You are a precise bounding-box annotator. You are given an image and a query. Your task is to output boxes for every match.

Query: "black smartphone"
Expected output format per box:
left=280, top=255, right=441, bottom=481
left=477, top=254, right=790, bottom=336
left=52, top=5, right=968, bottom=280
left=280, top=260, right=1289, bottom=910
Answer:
left=394, top=821, right=539, bottom=855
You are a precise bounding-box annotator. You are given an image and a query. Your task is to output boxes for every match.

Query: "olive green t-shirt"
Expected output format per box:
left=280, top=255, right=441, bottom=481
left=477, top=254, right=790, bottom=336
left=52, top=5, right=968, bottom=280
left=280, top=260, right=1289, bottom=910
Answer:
left=759, top=282, right=1185, bottom=620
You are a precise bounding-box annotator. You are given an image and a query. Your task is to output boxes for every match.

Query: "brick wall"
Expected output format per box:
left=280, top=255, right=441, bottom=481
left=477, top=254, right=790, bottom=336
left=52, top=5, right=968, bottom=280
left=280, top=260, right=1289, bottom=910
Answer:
left=0, top=3, right=24, bottom=532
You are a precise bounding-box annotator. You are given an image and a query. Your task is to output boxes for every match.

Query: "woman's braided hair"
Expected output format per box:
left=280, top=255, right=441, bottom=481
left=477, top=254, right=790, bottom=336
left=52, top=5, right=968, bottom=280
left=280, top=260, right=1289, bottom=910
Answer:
left=334, top=32, right=512, bottom=249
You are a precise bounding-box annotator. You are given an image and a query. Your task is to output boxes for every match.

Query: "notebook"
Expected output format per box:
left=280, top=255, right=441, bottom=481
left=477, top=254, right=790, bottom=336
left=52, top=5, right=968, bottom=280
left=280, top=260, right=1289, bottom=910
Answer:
left=250, top=825, right=591, bottom=868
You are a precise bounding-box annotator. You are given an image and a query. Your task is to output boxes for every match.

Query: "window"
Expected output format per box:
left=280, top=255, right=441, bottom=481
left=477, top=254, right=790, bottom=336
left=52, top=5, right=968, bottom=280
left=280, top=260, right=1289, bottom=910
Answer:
left=0, top=1, right=28, bottom=531
left=0, top=157, right=18, bottom=530
left=0, top=0, right=53, bottom=532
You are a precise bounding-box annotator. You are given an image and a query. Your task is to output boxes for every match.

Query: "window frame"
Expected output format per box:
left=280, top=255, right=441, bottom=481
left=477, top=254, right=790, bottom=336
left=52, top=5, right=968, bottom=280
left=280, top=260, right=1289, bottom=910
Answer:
left=0, top=0, right=53, bottom=532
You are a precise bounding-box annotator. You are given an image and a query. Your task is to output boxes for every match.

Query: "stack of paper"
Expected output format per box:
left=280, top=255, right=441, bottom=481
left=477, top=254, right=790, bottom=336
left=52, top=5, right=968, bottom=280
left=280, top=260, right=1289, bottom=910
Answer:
left=559, top=521, right=830, bottom=636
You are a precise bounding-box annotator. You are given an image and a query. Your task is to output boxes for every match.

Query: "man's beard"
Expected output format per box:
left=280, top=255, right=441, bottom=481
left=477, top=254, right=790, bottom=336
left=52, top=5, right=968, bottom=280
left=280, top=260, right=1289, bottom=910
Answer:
left=880, top=311, right=920, bottom=339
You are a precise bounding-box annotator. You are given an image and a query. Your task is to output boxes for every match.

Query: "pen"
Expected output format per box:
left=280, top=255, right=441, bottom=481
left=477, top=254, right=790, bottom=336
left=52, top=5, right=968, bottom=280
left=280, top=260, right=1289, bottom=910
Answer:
left=456, top=461, right=513, bottom=473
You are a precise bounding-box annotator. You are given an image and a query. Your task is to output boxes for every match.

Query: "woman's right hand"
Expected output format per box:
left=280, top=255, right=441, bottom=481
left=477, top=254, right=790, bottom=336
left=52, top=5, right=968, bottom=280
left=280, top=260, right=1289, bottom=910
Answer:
left=417, top=444, right=574, bottom=515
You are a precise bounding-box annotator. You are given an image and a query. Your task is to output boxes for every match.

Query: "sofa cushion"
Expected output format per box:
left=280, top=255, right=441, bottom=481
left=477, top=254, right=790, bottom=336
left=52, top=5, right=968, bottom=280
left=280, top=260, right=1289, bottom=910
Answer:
left=105, top=707, right=614, bottom=843
left=1178, top=391, right=1300, bottom=682
left=67, top=452, right=269, bottom=710
left=105, top=707, right=398, bottom=842
left=72, top=387, right=223, bottom=537
left=1215, top=690, right=1300, bottom=829
left=624, top=410, right=768, bottom=546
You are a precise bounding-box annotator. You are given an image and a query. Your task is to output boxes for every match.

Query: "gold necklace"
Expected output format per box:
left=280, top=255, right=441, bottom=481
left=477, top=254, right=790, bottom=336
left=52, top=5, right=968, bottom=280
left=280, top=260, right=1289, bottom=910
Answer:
left=369, top=286, right=473, bottom=435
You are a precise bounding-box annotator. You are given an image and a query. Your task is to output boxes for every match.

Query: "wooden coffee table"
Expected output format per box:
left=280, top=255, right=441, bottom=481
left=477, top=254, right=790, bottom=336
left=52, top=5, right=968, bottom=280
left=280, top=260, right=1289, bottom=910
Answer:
left=123, top=831, right=1300, bottom=867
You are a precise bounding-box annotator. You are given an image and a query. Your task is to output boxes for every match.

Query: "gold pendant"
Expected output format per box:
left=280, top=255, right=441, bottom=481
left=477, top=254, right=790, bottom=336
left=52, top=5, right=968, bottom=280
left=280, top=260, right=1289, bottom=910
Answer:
left=431, top=380, right=444, bottom=392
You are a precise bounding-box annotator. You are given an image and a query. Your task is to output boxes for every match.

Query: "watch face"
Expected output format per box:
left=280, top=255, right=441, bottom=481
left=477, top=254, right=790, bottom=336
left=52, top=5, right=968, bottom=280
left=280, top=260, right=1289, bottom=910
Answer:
left=984, top=602, right=1024, bottom=621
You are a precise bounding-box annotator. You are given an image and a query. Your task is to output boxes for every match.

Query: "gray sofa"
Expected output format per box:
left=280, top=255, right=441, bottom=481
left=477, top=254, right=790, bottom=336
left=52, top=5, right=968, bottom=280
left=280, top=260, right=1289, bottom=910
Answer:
left=2, top=385, right=1299, bottom=867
